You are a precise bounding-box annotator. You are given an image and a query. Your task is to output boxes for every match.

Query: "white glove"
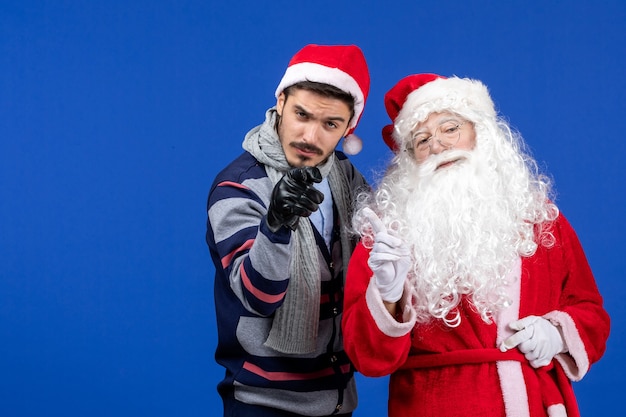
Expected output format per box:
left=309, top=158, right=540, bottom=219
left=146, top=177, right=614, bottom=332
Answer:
left=363, top=207, right=411, bottom=303
left=500, top=315, right=567, bottom=368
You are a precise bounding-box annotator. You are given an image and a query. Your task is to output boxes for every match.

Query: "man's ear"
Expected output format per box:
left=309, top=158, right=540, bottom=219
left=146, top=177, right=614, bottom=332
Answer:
left=276, top=92, right=286, bottom=117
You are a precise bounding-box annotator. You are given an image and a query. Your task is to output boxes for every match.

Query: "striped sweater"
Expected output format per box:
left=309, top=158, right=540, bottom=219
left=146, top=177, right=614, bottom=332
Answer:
left=206, top=150, right=368, bottom=416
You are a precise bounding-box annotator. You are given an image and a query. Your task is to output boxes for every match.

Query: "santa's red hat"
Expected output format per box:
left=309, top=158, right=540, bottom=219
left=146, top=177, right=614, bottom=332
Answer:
left=275, top=44, right=370, bottom=155
left=382, top=73, right=496, bottom=152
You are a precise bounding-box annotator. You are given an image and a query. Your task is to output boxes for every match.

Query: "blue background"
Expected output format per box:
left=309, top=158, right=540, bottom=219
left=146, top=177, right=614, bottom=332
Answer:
left=1, top=1, right=624, bottom=415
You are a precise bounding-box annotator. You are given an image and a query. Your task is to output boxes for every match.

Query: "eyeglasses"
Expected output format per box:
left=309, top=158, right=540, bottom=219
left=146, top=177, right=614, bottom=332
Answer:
left=406, top=120, right=467, bottom=159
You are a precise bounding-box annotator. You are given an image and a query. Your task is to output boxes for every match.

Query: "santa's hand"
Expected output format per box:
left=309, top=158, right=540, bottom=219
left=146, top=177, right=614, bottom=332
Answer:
left=363, top=207, right=411, bottom=303
left=500, top=315, right=567, bottom=368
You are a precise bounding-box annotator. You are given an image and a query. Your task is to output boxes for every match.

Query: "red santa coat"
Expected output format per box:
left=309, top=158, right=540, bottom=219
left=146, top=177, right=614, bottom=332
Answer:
left=342, top=213, right=609, bottom=417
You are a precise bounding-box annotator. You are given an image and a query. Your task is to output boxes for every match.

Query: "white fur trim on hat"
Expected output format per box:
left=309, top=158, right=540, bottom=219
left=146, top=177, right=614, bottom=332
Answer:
left=393, top=77, right=496, bottom=147
left=275, top=62, right=366, bottom=131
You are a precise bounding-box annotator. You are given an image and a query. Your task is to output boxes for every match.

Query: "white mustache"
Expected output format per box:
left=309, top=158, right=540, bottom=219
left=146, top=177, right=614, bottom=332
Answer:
left=417, top=149, right=473, bottom=178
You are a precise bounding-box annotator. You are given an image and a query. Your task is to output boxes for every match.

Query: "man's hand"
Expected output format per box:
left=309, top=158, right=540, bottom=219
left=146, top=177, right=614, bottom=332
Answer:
left=500, top=315, right=567, bottom=368
left=267, top=167, right=324, bottom=232
left=364, top=207, right=412, bottom=303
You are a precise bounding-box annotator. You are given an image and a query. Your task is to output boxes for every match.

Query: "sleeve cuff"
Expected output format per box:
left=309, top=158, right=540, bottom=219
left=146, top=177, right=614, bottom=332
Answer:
left=544, top=310, right=589, bottom=381
left=365, top=277, right=416, bottom=338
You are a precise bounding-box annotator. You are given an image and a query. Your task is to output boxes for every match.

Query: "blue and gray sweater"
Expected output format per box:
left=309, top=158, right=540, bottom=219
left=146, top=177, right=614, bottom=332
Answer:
left=206, top=150, right=368, bottom=416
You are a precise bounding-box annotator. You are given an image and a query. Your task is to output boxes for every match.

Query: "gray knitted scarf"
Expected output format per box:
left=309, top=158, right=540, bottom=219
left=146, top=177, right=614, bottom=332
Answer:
left=243, top=108, right=353, bottom=354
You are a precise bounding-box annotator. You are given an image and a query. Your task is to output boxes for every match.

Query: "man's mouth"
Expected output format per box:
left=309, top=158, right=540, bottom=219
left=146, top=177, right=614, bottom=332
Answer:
left=292, top=142, right=322, bottom=157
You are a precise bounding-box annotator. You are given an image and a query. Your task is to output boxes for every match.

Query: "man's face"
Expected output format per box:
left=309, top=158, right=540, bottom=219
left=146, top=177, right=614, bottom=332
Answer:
left=276, top=89, right=351, bottom=167
left=409, top=111, right=477, bottom=169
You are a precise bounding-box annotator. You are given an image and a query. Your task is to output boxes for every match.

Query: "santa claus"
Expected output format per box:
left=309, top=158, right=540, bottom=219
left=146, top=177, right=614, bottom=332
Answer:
left=342, top=74, right=610, bottom=417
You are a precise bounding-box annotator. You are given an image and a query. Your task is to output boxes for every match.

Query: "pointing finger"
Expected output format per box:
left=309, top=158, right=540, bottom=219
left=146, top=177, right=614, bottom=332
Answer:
left=362, top=207, right=385, bottom=234
left=303, top=166, right=323, bottom=183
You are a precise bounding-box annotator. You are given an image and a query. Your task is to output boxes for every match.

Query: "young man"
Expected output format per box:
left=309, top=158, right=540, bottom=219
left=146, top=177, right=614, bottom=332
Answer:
left=206, top=44, right=370, bottom=416
left=342, top=73, right=610, bottom=417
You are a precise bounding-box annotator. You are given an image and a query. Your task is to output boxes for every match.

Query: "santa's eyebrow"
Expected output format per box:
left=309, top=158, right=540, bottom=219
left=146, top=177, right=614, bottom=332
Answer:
left=413, top=117, right=464, bottom=134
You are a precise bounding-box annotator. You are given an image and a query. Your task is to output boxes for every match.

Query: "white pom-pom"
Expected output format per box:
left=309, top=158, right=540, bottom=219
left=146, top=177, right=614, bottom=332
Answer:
left=342, top=133, right=363, bottom=155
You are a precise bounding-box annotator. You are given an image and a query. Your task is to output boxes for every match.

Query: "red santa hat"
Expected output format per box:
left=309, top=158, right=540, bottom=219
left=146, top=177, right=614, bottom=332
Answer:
left=275, top=44, right=370, bottom=155
left=382, top=73, right=496, bottom=152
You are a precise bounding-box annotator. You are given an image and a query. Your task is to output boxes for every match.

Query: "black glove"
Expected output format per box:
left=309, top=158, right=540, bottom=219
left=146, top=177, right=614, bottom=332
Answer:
left=267, top=167, right=324, bottom=232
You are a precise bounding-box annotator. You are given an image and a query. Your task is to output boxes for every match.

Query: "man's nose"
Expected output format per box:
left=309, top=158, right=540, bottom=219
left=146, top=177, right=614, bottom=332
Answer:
left=303, top=123, right=319, bottom=142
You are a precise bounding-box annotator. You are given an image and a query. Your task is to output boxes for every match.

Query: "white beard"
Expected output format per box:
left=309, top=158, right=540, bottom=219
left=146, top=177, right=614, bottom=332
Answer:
left=386, top=148, right=522, bottom=325
left=356, top=121, right=557, bottom=327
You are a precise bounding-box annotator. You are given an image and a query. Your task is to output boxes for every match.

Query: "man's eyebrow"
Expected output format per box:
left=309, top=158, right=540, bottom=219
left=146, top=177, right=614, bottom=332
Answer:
left=326, top=115, right=348, bottom=123
left=293, top=104, right=347, bottom=123
left=293, top=104, right=311, bottom=117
